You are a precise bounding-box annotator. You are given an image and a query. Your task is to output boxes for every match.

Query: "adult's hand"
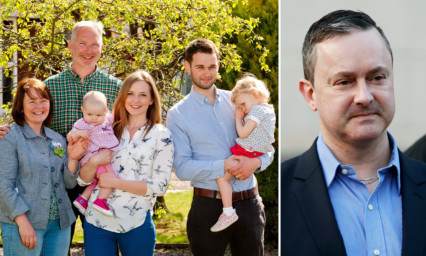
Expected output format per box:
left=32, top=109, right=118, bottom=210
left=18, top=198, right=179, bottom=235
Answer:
left=15, top=214, right=37, bottom=250
left=0, top=124, right=10, bottom=140
left=67, top=137, right=88, bottom=161
left=228, top=155, right=261, bottom=180
left=98, top=165, right=119, bottom=189
left=224, top=155, right=239, bottom=173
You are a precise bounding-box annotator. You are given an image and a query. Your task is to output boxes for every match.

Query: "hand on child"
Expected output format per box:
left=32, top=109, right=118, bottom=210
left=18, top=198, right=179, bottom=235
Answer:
left=67, top=130, right=90, bottom=143
left=67, top=137, right=89, bottom=161
left=228, top=155, right=261, bottom=180
left=225, top=155, right=240, bottom=172
left=98, top=165, right=117, bottom=189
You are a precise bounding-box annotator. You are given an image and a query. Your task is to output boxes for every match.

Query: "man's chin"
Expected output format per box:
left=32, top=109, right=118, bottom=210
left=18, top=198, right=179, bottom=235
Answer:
left=345, top=129, right=387, bottom=144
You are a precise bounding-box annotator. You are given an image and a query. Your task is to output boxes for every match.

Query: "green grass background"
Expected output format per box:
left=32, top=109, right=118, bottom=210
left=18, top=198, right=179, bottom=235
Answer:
left=0, top=190, right=193, bottom=245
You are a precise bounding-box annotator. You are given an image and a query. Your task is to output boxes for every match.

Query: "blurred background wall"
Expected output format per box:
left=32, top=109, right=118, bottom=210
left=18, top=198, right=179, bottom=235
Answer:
left=280, top=0, right=426, bottom=161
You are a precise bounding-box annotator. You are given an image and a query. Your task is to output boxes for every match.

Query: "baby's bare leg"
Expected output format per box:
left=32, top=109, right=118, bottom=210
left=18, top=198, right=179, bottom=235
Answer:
left=81, top=185, right=93, bottom=200
left=98, top=187, right=113, bottom=200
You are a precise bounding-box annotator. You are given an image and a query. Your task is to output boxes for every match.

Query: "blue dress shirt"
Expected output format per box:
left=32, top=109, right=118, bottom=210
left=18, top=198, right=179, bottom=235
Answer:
left=317, top=133, right=402, bottom=256
left=166, top=86, right=274, bottom=191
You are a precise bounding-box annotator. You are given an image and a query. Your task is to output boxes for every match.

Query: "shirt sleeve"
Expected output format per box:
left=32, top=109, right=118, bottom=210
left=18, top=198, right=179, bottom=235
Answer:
left=63, top=153, right=80, bottom=189
left=0, top=131, right=30, bottom=221
left=257, top=151, right=274, bottom=173
left=144, top=127, right=174, bottom=197
left=246, top=105, right=264, bottom=125
left=166, top=109, right=225, bottom=182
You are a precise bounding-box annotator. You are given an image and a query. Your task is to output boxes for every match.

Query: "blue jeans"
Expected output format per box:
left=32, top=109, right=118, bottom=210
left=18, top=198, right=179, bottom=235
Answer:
left=1, top=219, right=71, bottom=256
left=83, top=211, right=156, bottom=256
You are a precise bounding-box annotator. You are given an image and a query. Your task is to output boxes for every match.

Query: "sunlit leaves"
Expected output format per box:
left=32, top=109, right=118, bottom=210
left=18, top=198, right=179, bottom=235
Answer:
left=0, top=0, right=269, bottom=114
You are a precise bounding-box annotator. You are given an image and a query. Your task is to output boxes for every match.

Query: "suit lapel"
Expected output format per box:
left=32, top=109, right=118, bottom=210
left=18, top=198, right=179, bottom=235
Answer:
left=292, top=141, right=346, bottom=255
left=400, top=152, right=426, bottom=255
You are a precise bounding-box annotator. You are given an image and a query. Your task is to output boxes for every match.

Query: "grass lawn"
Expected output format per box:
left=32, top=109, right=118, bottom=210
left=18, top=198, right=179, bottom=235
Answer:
left=71, top=190, right=193, bottom=244
left=154, top=190, right=192, bottom=243
left=0, top=190, right=193, bottom=245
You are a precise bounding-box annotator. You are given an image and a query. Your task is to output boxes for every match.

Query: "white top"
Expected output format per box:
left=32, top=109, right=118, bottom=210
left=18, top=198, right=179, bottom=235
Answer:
left=85, top=124, right=174, bottom=233
left=235, top=103, right=275, bottom=153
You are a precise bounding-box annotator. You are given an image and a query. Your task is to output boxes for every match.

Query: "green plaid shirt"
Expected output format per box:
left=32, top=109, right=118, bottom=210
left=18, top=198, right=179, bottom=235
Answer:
left=45, top=65, right=122, bottom=137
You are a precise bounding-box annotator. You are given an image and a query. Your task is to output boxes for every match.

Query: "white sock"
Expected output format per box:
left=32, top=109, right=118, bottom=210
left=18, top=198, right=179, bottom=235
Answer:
left=223, top=207, right=235, bottom=216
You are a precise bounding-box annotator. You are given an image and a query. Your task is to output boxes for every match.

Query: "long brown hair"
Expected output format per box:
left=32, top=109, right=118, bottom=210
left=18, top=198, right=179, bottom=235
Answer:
left=113, top=70, right=161, bottom=141
left=12, top=78, right=54, bottom=127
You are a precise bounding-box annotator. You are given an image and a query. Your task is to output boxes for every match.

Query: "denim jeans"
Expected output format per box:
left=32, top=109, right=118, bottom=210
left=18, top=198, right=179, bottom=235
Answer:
left=83, top=211, right=156, bottom=256
left=1, top=219, right=71, bottom=256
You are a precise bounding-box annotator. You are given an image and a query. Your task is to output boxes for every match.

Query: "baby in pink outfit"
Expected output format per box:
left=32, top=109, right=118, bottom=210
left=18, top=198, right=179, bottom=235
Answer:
left=68, top=91, right=119, bottom=216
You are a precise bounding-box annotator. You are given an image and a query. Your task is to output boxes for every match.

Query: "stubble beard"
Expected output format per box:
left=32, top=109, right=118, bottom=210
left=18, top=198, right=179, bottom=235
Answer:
left=191, top=75, right=217, bottom=90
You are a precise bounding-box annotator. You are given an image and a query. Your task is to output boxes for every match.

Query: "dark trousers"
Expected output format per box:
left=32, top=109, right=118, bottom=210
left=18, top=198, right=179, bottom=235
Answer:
left=187, top=194, right=265, bottom=256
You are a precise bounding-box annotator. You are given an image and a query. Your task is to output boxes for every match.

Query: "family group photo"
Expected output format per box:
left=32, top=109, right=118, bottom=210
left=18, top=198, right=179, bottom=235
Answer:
left=0, top=0, right=278, bottom=255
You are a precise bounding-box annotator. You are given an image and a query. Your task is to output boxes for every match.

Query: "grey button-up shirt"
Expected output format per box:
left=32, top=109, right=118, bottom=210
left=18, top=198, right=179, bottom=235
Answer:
left=0, top=122, right=78, bottom=229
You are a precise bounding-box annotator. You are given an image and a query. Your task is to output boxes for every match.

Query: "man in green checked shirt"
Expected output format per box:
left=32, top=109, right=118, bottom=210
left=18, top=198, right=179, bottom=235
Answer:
left=43, top=20, right=122, bottom=246
left=0, top=20, right=122, bottom=250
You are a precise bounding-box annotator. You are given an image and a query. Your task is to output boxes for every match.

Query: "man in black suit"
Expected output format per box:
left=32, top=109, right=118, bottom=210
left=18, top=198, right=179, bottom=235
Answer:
left=281, top=10, right=426, bottom=256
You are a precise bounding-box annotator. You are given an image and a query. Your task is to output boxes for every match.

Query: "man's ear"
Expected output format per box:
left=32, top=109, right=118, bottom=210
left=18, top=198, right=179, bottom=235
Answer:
left=67, top=40, right=72, bottom=52
left=183, top=61, right=191, bottom=75
left=299, top=79, right=317, bottom=111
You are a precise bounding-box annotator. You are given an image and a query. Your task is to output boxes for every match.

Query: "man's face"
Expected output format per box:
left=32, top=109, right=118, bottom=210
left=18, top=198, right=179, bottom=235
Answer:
left=184, top=52, right=219, bottom=91
left=301, top=29, right=395, bottom=145
left=68, top=26, right=103, bottom=71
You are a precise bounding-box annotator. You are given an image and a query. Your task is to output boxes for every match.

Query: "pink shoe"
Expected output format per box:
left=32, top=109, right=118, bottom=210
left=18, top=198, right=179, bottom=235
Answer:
left=210, top=212, right=239, bottom=232
left=73, top=195, right=88, bottom=215
left=92, top=198, right=113, bottom=216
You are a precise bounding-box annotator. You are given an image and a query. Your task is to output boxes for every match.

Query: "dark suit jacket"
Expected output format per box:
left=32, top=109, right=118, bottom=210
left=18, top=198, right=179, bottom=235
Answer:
left=281, top=140, right=426, bottom=256
left=405, top=133, right=426, bottom=162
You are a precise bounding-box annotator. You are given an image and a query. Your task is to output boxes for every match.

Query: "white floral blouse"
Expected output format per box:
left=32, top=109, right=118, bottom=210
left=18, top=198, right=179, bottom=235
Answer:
left=85, top=123, right=174, bottom=233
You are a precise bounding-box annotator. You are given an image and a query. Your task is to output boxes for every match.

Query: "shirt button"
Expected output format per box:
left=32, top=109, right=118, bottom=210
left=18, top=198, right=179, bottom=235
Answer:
left=374, top=249, right=380, bottom=255
left=342, top=169, right=348, bottom=175
left=368, top=204, right=374, bottom=211
left=54, top=183, right=59, bottom=188
left=58, top=199, right=62, bottom=204
left=51, top=167, right=55, bottom=172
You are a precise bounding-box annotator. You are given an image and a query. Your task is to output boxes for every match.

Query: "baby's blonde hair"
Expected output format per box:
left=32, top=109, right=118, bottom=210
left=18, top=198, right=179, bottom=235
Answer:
left=231, top=74, right=270, bottom=104
left=82, top=91, right=108, bottom=110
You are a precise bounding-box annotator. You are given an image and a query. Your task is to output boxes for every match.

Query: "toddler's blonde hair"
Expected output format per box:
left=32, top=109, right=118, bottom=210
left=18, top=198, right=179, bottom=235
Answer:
left=231, top=74, right=270, bottom=104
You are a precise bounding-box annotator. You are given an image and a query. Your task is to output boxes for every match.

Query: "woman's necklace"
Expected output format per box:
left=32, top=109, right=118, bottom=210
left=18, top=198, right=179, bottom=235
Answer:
left=358, top=175, right=379, bottom=185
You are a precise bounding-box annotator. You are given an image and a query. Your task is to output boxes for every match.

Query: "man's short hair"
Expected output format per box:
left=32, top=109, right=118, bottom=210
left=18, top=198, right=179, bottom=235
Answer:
left=71, top=20, right=105, bottom=43
left=184, top=38, right=219, bottom=64
left=302, top=10, right=393, bottom=84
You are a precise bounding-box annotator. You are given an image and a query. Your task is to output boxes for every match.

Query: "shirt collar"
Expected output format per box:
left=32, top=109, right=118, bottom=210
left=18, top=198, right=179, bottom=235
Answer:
left=67, top=64, right=99, bottom=83
left=21, top=121, right=56, bottom=141
left=189, top=85, right=221, bottom=105
left=317, top=132, right=401, bottom=191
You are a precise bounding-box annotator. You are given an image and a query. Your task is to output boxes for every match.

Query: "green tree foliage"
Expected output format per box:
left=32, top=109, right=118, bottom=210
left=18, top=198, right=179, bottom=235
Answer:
left=0, top=0, right=270, bottom=115
left=217, top=0, right=278, bottom=247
